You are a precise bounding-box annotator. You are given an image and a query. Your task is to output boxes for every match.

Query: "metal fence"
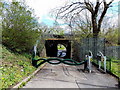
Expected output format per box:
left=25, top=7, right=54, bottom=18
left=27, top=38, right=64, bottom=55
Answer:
left=105, top=46, right=120, bottom=59
left=72, top=38, right=120, bottom=60
left=72, top=37, right=120, bottom=77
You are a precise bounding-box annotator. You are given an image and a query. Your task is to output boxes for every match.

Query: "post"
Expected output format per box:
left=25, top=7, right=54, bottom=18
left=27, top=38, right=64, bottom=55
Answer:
left=93, top=38, right=97, bottom=59
left=33, top=45, right=37, bottom=56
left=109, top=58, right=111, bottom=72
left=88, top=50, right=93, bottom=73
left=104, top=56, right=106, bottom=73
left=88, top=56, right=92, bottom=73
left=97, top=51, right=107, bottom=73
left=98, top=60, right=101, bottom=70
left=97, top=52, right=101, bottom=70
left=33, top=40, right=39, bottom=57
left=118, top=78, right=120, bottom=88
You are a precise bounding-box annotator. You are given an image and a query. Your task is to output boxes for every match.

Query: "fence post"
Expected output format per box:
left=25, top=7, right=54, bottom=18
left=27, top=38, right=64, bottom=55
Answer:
left=93, top=38, right=98, bottom=59
left=109, top=58, right=111, bottom=72
left=104, top=56, right=106, bottom=73
left=117, top=46, right=120, bottom=59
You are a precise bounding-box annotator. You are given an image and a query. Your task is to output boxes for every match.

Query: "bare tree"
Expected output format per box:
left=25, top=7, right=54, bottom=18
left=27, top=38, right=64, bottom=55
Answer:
left=55, top=0, right=114, bottom=38
left=72, top=10, right=92, bottom=38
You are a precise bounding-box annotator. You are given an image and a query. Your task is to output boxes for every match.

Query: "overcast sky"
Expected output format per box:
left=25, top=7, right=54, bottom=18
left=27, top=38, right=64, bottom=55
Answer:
left=25, top=0, right=68, bottom=25
left=5, top=0, right=119, bottom=28
left=25, top=0, right=118, bottom=26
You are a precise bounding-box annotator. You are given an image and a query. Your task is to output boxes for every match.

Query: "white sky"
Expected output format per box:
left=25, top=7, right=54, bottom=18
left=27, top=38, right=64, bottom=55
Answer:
left=25, top=0, right=118, bottom=15
left=4, top=0, right=119, bottom=30
left=25, top=0, right=118, bottom=22
left=5, top=0, right=118, bottom=19
left=25, top=0, right=118, bottom=33
left=25, top=0, right=68, bottom=22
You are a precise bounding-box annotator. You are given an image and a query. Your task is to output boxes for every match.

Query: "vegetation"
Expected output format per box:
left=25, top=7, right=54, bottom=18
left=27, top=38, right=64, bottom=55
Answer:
left=110, top=58, right=120, bottom=77
left=2, top=1, right=41, bottom=53
left=103, top=28, right=118, bottom=45
left=74, top=27, right=118, bottom=45
left=1, top=45, right=36, bottom=88
left=0, top=1, right=42, bottom=89
left=93, top=58, right=120, bottom=77
left=0, top=0, right=119, bottom=88
left=54, top=0, right=114, bottom=37
left=57, top=44, right=66, bottom=50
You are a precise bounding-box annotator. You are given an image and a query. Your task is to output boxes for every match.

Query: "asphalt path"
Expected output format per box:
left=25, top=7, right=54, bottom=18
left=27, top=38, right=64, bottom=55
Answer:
left=23, top=63, right=118, bottom=88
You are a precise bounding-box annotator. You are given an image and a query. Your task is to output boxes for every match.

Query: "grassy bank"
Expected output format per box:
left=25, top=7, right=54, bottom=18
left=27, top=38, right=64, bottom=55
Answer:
left=0, top=45, right=37, bottom=88
left=93, top=58, right=120, bottom=77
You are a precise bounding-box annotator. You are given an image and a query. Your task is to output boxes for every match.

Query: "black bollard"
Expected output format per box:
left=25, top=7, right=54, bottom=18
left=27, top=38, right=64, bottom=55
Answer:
left=32, top=58, right=37, bottom=68
left=84, top=60, right=88, bottom=71
left=118, top=78, right=120, bottom=88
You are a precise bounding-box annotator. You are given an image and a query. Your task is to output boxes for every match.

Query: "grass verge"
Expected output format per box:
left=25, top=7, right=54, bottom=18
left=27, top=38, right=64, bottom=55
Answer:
left=0, top=45, right=37, bottom=88
left=93, top=58, right=120, bottom=77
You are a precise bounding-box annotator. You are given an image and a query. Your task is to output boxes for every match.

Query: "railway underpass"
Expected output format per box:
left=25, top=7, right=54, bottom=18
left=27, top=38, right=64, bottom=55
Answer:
left=23, top=35, right=119, bottom=88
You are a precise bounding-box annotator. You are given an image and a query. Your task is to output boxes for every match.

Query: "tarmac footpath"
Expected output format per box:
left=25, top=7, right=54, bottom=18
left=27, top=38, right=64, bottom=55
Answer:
left=22, top=63, right=118, bottom=88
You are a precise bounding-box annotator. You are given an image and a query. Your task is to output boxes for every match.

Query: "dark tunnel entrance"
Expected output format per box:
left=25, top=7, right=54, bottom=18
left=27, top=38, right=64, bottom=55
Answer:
left=45, top=39, right=71, bottom=59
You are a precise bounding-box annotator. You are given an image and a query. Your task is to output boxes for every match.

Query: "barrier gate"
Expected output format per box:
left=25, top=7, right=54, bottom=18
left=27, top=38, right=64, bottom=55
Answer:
left=32, top=47, right=94, bottom=73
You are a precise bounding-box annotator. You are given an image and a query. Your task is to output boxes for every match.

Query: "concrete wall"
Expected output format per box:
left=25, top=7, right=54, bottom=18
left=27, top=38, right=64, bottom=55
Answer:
left=39, top=47, right=46, bottom=57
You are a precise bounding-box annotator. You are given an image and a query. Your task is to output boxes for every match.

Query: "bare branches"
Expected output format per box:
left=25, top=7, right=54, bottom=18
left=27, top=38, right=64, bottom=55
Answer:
left=55, top=1, right=84, bottom=23
left=94, top=1, right=101, bottom=16
left=61, top=6, right=84, bottom=19
left=98, top=0, right=114, bottom=31
left=58, top=2, right=83, bottom=14
left=84, top=1, right=94, bottom=13
left=108, top=0, right=114, bottom=5
left=54, top=0, right=115, bottom=37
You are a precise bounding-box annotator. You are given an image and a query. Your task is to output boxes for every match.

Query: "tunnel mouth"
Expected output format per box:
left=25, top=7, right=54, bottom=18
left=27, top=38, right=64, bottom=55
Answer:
left=45, top=39, right=71, bottom=59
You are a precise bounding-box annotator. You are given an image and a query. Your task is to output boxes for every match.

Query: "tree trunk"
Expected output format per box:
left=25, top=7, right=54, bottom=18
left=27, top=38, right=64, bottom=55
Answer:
left=92, top=15, right=100, bottom=38
left=93, top=28, right=100, bottom=38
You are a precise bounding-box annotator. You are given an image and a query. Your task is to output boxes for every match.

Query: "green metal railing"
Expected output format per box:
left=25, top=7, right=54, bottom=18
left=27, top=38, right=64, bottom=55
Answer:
left=93, top=57, right=120, bottom=77
left=32, top=57, right=88, bottom=68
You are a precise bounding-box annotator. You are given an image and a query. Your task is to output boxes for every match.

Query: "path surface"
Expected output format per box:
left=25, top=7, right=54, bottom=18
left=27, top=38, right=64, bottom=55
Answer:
left=23, top=63, right=118, bottom=88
